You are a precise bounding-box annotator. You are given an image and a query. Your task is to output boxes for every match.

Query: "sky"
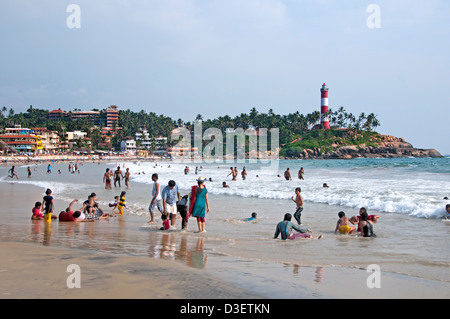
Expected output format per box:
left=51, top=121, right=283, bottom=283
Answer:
left=0, top=0, right=449, bottom=154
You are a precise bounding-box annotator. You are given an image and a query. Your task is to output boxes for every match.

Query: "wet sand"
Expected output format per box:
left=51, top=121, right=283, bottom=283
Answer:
left=0, top=242, right=261, bottom=299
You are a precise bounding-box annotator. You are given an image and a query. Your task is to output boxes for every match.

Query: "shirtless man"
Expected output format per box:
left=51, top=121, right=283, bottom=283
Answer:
left=124, top=168, right=131, bottom=189
left=103, top=168, right=113, bottom=189
left=284, top=168, right=292, bottom=181
left=114, top=166, right=123, bottom=187
left=241, top=167, right=247, bottom=180
left=298, top=167, right=304, bottom=180
left=334, top=211, right=356, bottom=234
left=228, top=167, right=237, bottom=181
left=291, top=187, right=303, bottom=225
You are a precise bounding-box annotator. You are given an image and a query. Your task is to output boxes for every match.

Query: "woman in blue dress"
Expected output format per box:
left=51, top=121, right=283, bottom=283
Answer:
left=191, top=177, right=210, bottom=233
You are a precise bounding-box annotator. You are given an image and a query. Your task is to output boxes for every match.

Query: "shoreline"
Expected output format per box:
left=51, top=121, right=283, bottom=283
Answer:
left=1, top=144, right=447, bottom=168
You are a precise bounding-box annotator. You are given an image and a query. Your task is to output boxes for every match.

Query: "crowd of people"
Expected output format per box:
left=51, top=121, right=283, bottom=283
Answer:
left=15, top=162, right=449, bottom=241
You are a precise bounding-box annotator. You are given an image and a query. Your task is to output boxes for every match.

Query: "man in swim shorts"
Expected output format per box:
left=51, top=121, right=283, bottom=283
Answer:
left=334, top=211, right=356, bottom=234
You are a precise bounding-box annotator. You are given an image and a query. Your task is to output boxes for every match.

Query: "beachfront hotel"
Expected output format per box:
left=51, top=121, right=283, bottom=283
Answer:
left=0, top=126, right=43, bottom=154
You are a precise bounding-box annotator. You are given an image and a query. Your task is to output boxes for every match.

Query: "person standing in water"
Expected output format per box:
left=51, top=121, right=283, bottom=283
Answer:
left=103, top=168, right=113, bottom=189
left=124, top=168, right=131, bottom=189
left=298, top=167, right=304, bottom=180
left=284, top=168, right=292, bottom=181
left=148, top=173, right=163, bottom=224
left=114, top=166, right=123, bottom=187
left=292, top=187, right=304, bottom=225
left=190, top=177, right=210, bottom=233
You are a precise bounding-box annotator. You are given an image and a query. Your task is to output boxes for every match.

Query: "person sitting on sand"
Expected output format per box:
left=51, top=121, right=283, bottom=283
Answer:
left=334, top=211, right=356, bottom=235
left=274, top=213, right=322, bottom=240
left=31, top=202, right=44, bottom=220
left=59, top=199, right=94, bottom=222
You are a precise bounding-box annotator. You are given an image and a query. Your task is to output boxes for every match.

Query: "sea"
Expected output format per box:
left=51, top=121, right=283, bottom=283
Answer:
left=1, top=156, right=449, bottom=298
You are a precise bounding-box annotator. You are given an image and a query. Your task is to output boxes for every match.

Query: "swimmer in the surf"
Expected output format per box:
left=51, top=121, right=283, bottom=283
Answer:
left=225, top=212, right=257, bottom=223
left=444, top=204, right=450, bottom=220
left=334, top=211, right=356, bottom=235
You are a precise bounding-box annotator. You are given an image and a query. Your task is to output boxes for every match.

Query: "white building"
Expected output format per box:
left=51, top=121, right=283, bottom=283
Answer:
left=135, top=129, right=167, bottom=155
left=120, top=137, right=136, bottom=155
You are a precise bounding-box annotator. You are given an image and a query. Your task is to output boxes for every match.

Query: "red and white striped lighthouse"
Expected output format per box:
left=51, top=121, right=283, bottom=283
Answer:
left=320, top=83, right=330, bottom=129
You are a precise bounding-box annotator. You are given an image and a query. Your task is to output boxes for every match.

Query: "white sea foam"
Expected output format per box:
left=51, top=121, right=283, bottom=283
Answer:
left=126, top=158, right=450, bottom=219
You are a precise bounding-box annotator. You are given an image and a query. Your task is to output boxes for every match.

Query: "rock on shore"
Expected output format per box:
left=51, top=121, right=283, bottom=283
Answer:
left=284, top=134, right=443, bottom=160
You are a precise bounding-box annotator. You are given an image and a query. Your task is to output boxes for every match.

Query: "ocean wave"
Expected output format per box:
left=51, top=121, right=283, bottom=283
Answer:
left=126, top=160, right=450, bottom=219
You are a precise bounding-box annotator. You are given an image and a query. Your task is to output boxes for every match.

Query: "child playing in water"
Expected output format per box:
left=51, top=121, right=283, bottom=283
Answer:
left=246, top=212, right=257, bottom=221
left=109, top=196, right=119, bottom=213
left=291, top=187, right=303, bottom=225
left=31, top=202, right=44, bottom=220
left=43, top=188, right=56, bottom=221
left=160, top=214, right=170, bottom=230
left=117, top=191, right=127, bottom=215
left=334, top=211, right=356, bottom=235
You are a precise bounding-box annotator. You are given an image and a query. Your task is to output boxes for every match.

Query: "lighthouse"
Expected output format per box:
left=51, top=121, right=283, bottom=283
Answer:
left=320, top=83, right=330, bottom=129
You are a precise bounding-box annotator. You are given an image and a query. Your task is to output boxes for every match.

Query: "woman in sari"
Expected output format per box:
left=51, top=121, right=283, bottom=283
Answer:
left=189, top=177, right=210, bottom=233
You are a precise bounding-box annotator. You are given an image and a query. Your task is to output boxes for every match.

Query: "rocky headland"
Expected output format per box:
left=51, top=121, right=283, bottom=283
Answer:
left=280, top=131, right=443, bottom=160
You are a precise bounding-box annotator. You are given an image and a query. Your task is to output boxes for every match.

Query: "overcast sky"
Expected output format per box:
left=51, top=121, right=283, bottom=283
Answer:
left=0, top=0, right=449, bottom=154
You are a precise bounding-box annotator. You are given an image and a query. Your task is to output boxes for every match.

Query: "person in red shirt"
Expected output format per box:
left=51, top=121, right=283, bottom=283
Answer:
left=59, top=199, right=93, bottom=222
left=31, top=202, right=44, bottom=220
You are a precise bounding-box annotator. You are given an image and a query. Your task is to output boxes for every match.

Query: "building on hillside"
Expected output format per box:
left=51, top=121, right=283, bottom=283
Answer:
left=167, top=147, right=199, bottom=159
left=105, top=105, right=119, bottom=129
left=32, top=127, right=60, bottom=153
left=64, top=131, right=89, bottom=150
left=48, top=108, right=68, bottom=121
left=71, top=110, right=102, bottom=126
left=135, top=129, right=168, bottom=155
left=120, top=137, right=136, bottom=155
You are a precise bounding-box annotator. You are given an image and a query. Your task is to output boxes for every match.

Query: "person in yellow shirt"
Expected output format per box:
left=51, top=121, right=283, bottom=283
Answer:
left=117, top=191, right=127, bottom=215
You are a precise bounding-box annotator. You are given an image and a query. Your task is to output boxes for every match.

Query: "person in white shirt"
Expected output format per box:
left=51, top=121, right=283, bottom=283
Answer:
left=148, top=173, right=163, bottom=223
